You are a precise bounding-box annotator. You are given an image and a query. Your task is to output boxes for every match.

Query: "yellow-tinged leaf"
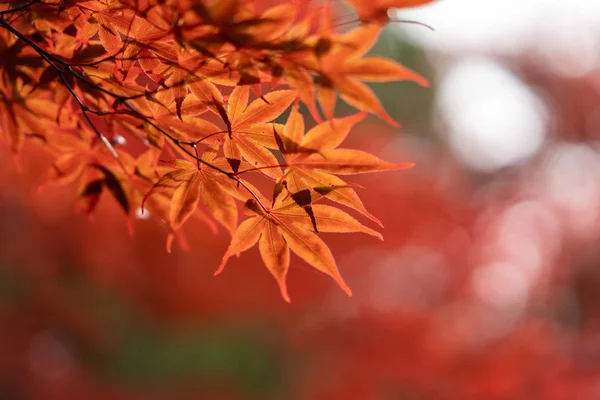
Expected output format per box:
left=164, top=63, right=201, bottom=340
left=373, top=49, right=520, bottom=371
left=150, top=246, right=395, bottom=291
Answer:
left=39, top=153, right=88, bottom=189
left=223, top=135, right=242, bottom=163
left=259, top=222, right=291, bottom=302
left=334, top=22, right=382, bottom=59
left=335, top=76, right=399, bottom=126
left=301, top=112, right=366, bottom=153
left=162, top=159, right=196, bottom=170
left=302, top=21, right=429, bottom=125
left=216, top=216, right=266, bottom=275
left=281, top=168, right=381, bottom=226
left=275, top=204, right=383, bottom=240
left=283, top=103, right=304, bottom=146
left=237, top=136, right=283, bottom=179
left=97, top=20, right=122, bottom=54
left=274, top=105, right=408, bottom=230
left=227, top=85, right=250, bottom=123
left=212, top=85, right=295, bottom=178
left=201, top=176, right=238, bottom=236
left=279, top=223, right=352, bottom=297
left=22, top=99, right=60, bottom=120
left=344, top=57, right=430, bottom=86
left=189, top=78, right=224, bottom=114
left=301, top=149, right=415, bottom=174
left=217, top=195, right=356, bottom=300
left=285, top=68, right=321, bottom=122
left=317, top=84, right=337, bottom=122
left=140, top=173, right=218, bottom=244
left=233, top=89, right=296, bottom=128
left=170, top=170, right=202, bottom=230
left=166, top=68, right=188, bottom=120
left=249, top=4, right=298, bottom=42
left=243, top=123, right=284, bottom=148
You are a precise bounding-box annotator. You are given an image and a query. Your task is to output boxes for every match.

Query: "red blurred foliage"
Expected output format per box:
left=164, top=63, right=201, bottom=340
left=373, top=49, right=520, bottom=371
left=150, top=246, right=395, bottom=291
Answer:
left=4, top=111, right=600, bottom=398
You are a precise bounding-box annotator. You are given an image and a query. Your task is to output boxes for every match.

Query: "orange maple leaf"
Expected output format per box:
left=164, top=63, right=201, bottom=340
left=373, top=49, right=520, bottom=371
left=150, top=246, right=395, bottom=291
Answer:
left=306, top=23, right=430, bottom=125
left=216, top=194, right=382, bottom=302
left=141, top=148, right=266, bottom=250
left=211, top=85, right=296, bottom=179
left=266, top=104, right=413, bottom=226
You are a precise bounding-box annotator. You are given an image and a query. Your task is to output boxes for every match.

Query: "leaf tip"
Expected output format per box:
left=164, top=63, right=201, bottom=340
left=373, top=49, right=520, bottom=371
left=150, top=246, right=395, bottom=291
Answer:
left=386, top=116, right=401, bottom=128
left=417, top=76, right=431, bottom=88
left=342, top=283, right=353, bottom=297
left=166, top=233, right=174, bottom=253
left=214, top=259, right=227, bottom=276
left=281, top=288, right=291, bottom=303
left=396, top=162, right=416, bottom=169
left=334, top=274, right=353, bottom=297
left=277, top=278, right=291, bottom=303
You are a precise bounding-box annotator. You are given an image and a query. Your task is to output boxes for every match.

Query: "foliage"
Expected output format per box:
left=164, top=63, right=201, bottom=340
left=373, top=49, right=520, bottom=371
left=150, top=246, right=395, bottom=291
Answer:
left=0, top=0, right=432, bottom=301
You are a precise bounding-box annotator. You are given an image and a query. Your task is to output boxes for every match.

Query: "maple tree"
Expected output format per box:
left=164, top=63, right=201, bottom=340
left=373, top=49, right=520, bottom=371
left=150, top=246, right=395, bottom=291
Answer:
left=0, top=0, right=432, bottom=301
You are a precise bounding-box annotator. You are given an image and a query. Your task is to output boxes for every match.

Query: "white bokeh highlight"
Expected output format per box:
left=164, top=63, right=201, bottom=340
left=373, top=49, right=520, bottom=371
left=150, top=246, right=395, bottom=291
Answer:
left=438, top=58, right=547, bottom=172
left=388, top=0, right=600, bottom=172
left=394, top=0, right=600, bottom=78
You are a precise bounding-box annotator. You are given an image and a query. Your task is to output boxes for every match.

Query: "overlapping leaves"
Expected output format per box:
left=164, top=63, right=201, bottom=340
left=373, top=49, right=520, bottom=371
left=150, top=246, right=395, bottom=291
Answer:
left=0, top=0, right=434, bottom=301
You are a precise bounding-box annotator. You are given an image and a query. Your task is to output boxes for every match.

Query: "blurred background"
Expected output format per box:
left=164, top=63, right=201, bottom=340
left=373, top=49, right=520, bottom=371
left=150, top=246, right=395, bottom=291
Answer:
left=2, top=0, right=600, bottom=398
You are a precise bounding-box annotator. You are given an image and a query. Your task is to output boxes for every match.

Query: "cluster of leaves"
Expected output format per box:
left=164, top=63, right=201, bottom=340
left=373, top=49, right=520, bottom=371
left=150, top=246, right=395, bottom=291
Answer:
left=0, top=0, right=431, bottom=301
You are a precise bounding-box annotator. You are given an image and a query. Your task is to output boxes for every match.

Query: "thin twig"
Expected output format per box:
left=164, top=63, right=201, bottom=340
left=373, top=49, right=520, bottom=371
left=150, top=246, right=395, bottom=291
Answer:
left=0, top=5, right=286, bottom=207
left=0, top=0, right=40, bottom=16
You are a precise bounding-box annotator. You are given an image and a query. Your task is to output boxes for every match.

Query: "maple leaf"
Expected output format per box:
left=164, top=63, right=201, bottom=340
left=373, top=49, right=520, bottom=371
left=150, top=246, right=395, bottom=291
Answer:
left=211, top=85, right=296, bottom=178
left=73, top=0, right=126, bottom=54
left=216, top=195, right=381, bottom=302
left=0, top=36, right=44, bottom=87
left=267, top=104, right=413, bottom=226
left=37, top=128, right=132, bottom=218
left=0, top=79, right=63, bottom=154
left=306, top=23, right=430, bottom=125
left=130, top=149, right=219, bottom=251
left=109, top=87, right=222, bottom=168
left=141, top=149, right=265, bottom=250
left=154, top=46, right=223, bottom=121
left=76, top=163, right=130, bottom=216
left=249, top=6, right=431, bottom=125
